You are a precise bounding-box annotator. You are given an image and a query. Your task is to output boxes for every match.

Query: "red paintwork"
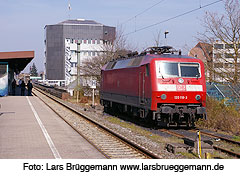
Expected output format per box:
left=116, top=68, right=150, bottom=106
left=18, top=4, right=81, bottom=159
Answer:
left=101, top=54, right=206, bottom=111
left=150, top=56, right=206, bottom=110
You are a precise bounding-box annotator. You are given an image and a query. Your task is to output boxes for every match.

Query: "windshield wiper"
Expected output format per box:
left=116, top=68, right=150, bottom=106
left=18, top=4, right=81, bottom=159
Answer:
left=159, top=69, right=164, bottom=79
left=196, top=74, right=199, bottom=80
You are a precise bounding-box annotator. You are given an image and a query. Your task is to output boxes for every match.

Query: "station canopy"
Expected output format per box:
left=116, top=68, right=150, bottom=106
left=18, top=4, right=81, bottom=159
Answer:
left=0, top=51, right=34, bottom=74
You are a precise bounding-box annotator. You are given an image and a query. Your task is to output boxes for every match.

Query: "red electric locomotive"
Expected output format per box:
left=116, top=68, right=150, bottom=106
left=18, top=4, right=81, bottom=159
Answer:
left=100, top=46, right=206, bottom=127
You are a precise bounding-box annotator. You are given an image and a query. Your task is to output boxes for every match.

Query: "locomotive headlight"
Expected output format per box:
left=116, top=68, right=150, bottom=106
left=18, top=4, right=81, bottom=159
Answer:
left=178, top=78, right=184, bottom=84
left=161, top=94, right=167, bottom=100
left=195, top=95, right=201, bottom=101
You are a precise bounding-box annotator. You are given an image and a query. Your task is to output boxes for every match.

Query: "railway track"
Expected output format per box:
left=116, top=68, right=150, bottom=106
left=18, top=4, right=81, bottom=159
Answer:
left=160, top=129, right=240, bottom=158
left=191, top=129, right=240, bottom=158
left=190, top=129, right=240, bottom=147
left=33, top=87, right=161, bottom=159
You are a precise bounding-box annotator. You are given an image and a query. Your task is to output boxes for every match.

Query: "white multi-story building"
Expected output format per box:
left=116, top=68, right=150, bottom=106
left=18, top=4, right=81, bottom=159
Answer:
left=44, top=19, right=115, bottom=86
left=189, top=41, right=240, bottom=83
left=64, top=38, right=105, bottom=85
left=212, top=41, right=240, bottom=82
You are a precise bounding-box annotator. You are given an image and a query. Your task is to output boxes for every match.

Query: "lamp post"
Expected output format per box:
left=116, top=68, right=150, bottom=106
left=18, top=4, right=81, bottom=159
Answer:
left=164, top=30, right=169, bottom=38
left=164, top=30, right=169, bottom=45
left=77, top=42, right=81, bottom=102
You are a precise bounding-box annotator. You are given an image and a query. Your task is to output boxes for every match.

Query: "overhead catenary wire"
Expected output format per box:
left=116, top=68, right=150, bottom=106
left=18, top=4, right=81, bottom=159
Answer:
left=121, top=0, right=165, bottom=25
left=124, top=0, right=223, bottom=36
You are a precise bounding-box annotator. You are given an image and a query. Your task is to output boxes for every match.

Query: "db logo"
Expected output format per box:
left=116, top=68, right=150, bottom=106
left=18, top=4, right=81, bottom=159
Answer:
left=177, top=85, right=186, bottom=91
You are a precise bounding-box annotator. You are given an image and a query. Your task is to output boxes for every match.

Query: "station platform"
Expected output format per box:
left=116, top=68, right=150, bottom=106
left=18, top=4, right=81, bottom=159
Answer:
left=0, top=95, right=105, bottom=159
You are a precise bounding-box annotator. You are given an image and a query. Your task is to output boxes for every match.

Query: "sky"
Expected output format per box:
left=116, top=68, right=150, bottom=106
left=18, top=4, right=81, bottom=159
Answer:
left=0, top=0, right=225, bottom=73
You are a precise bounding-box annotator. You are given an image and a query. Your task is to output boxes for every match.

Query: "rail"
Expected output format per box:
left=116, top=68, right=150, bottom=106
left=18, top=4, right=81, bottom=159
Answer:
left=33, top=86, right=161, bottom=159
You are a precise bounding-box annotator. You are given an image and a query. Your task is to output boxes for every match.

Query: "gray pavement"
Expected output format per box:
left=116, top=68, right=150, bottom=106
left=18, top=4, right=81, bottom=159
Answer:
left=0, top=96, right=105, bottom=159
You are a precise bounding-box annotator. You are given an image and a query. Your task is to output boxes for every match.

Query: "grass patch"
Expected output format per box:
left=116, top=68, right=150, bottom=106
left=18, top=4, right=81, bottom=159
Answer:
left=176, top=152, right=198, bottom=159
left=105, top=116, right=183, bottom=145
left=233, top=136, right=240, bottom=142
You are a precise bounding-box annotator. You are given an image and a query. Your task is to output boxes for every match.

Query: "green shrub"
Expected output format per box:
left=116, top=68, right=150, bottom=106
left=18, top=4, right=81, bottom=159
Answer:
left=196, top=96, right=240, bottom=136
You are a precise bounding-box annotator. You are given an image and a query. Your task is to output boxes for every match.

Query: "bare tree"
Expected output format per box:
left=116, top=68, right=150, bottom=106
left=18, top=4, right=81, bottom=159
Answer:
left=78, top=26, right=132, bottom=91
left=198, top=0, right=240, bottom=84
left=152, top=30, right=162, bottom=47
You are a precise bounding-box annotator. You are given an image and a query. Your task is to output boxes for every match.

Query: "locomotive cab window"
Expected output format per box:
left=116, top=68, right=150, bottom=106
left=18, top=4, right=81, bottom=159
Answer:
left=156, top=62, right=178, bottom=78
left=156, top=61, right=200, bottom=78
left=180, top=63, right=200, bottom=78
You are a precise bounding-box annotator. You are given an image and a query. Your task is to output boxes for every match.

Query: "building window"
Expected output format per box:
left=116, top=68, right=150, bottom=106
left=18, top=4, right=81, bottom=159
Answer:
left=225, top=44, right=234, bottom=49
left=70, top=62, right=77, bottom=67
left=214, top=53, right=223, bottom=59
left=225, top=53, right=234, bottom=58
left=214, top=63, right=223, bottom=68
left=92, top=40, right=95, bottom=44
left=225, top=63, right=233, bottom=68
left=88, top=39, right=91, bottom=44
left=214, top=44, right=223, bottom=49
left=84, top=40, right=87, bottom=44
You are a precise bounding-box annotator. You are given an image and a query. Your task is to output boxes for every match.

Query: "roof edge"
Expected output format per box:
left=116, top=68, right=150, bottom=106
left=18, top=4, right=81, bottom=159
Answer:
left=0, top=51, right=34, bottom=60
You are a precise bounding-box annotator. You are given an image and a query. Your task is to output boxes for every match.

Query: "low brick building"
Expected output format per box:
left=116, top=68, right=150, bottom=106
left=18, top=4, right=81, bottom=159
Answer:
left=189, top=42, right=213, bottom=82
